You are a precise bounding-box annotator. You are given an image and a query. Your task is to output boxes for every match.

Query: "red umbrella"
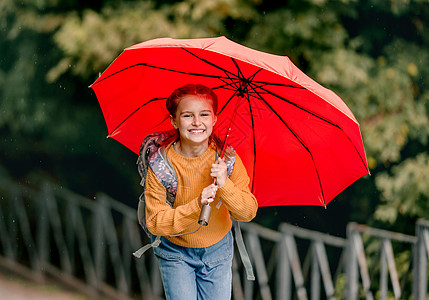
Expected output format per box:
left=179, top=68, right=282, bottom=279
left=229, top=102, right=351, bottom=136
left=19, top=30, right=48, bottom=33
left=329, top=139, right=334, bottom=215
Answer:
left=90, top=36, right=369, bottom=208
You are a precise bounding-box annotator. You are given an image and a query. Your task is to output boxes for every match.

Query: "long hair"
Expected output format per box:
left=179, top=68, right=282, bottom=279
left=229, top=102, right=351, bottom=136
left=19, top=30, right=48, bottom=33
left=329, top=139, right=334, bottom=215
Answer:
left=161, top=84, right=230, bottom=157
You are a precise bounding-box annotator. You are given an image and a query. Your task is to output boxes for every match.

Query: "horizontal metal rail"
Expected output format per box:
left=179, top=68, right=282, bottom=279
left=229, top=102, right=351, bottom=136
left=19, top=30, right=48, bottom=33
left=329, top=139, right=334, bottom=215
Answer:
left=0, top=177, right=428, bottom=299
left=0, top=178, right=161, bottom=299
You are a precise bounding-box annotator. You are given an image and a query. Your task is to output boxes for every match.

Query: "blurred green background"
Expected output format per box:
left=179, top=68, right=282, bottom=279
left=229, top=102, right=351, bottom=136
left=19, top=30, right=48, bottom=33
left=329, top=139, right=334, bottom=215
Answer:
left=1, top=0, right=428, bottom=238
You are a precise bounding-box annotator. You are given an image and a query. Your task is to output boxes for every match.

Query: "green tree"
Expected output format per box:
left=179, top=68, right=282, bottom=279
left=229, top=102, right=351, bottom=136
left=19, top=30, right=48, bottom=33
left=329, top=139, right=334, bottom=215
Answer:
left=1, top=0, right=429, bottom=234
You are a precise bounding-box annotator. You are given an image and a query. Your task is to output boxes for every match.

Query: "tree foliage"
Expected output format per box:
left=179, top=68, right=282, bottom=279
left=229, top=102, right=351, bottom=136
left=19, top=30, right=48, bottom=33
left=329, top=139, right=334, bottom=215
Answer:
left=1, top=0, right=428, bottom=233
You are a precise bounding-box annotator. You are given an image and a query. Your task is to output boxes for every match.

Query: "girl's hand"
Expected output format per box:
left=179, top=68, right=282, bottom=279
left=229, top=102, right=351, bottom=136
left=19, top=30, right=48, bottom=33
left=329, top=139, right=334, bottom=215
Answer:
left=211, top=157, right=227, bottom=187
left=198, top=184, right=218, bottom=208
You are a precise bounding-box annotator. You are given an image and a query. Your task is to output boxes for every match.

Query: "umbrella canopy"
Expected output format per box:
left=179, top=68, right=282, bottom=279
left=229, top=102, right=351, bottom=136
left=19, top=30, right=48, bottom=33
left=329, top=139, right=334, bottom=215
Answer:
left=91, top=36, right=369, bottom=207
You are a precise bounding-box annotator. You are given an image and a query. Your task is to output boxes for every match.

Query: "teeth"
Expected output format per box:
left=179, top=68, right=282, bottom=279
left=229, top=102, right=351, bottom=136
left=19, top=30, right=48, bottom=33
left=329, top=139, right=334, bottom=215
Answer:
left=190, top=130, right=204, bottom=133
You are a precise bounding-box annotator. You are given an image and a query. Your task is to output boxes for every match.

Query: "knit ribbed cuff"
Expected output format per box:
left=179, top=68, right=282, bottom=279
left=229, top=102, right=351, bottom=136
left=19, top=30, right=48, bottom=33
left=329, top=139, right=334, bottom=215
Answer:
left=217, top=178, right=235, bottom=201
left=190, top=196, right=203, bottom=217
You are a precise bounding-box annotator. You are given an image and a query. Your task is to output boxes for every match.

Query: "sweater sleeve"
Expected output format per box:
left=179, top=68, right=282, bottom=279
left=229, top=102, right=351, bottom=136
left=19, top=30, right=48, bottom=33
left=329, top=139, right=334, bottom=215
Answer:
left=144, top=167, right=201, bottom=236
left=217, top=155, right=258, bottom=222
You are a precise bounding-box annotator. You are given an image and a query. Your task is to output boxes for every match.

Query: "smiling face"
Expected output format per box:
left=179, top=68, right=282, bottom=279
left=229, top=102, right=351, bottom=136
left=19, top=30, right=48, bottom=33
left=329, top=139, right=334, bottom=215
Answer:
left=170, top=95, right=217, bottom=147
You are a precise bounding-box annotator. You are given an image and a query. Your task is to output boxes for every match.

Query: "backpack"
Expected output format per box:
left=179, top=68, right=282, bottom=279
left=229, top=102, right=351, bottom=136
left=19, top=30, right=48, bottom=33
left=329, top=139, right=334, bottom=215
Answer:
left=135, top=129, right=235, bottom=237
left=133, top=130, right=255, bottom=280
left=136, top=130, right=178, bottom=238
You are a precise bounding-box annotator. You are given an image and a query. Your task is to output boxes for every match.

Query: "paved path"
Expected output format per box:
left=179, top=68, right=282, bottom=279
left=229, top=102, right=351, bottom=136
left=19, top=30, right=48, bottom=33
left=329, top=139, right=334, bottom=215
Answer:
left=0, top=272, right=88, bottom=300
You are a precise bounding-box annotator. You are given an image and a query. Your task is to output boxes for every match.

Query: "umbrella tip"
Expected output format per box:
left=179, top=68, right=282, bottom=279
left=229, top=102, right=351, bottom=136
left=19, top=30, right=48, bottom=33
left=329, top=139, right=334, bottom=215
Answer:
left=319, top=195, right=327, bottom=208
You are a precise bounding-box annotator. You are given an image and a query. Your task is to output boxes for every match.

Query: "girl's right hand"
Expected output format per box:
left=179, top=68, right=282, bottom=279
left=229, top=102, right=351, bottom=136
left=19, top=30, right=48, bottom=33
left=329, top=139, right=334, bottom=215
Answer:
left=198, top=184, right=218, bottom=208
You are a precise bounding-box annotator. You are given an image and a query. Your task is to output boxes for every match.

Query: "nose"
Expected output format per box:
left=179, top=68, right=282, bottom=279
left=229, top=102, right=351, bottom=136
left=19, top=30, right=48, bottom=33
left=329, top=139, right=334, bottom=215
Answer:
left=192, top=115, right=201, bottom=126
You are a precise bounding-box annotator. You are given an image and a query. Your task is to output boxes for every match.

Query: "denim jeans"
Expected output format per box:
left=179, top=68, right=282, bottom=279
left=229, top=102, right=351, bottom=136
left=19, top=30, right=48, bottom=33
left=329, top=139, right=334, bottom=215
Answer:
left=152, top=231, right=233, bottom=300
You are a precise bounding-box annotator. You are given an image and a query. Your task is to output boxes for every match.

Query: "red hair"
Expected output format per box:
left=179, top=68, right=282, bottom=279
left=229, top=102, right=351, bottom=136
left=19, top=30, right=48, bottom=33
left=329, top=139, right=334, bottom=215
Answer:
left=166, top=84, right=218, bottom=117
left=161, top=84, right=228, bottom=156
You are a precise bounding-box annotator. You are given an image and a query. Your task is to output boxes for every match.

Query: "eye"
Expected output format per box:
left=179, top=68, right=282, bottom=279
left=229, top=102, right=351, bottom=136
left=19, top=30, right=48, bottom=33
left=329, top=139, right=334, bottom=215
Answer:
left=182, top=114, right=192, bottom=118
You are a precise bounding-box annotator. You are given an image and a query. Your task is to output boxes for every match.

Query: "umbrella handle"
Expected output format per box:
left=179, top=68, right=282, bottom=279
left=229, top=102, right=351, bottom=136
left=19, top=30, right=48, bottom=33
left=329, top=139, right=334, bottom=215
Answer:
left=198, top=204, right=212, bottom=226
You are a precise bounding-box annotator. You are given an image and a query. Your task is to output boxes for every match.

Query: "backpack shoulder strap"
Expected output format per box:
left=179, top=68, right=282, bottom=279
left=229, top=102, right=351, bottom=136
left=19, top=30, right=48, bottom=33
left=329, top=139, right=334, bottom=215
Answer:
left=148, top=147, right=177, bottom=207
left=216, top=146, right=236, bottom=177
left=136, top=130, right=177, bottom=237
left=225, top=147, right=236, bottom=177
left=233, top=220, right=255, bottom=280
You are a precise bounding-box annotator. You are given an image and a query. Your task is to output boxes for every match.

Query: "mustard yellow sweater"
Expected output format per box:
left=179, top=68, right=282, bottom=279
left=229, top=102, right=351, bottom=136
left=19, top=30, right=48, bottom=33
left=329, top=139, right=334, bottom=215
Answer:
left=144, top=144, right=258, bottom=248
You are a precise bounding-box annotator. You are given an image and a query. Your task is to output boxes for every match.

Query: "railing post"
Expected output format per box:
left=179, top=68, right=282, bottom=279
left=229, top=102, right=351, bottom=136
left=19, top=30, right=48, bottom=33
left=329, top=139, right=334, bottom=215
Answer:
left=246, top=231, right=272, bottom=300
left=413, top=219, right=429, bottom=300
left=37, top=185, right=50, bottom=273
left=277, top=235, right=291, bottom=300
left=93, top=195, right=106, bottom=283
left=97, top=194, right=129, bottom=295
left=346, top=223, right=359, bottom=300
left=313, top=241, right=335, bottom=300
left=311, top=244, right=320, bottom=300
left=380, top=238, right=388, bottom=300
left=279, top=224, right=308, bottom=300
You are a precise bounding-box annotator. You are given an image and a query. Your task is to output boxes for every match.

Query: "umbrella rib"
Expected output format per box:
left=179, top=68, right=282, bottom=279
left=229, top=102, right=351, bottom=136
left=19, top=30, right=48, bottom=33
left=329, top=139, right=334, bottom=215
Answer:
left=182, top=51, right=246, bottom=95
left=256, top=84, right=337, bottom=126
left=181, top=48, right=239, bottom=79
left=231, top=58, right=247, bottom=83
left=213, top=77, right=241, bottom=93
left=244, top=93, right=257, bottom=193
left=249, top=81, right=305, bottom=89
left=108, top=97, right=167, bottom=137
left=181, top=48, right=304, bottom=91
left=180, top=48, right=266, bottom=97
left=231, top=59, right=260, bottom=192
left=255, top=84, right=369, bottom=173
left=93, top=62, right=233, bottom=85
left=249, top=85, right=327, bottom=206
left=218, top=89, right=241, bottom=115
left=232, top=59, right=264, bottom=83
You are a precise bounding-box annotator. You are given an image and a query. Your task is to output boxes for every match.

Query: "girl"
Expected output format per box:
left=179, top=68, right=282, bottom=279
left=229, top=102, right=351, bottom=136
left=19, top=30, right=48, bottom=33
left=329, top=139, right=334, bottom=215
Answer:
left=144, top=84, right=258, bottom=300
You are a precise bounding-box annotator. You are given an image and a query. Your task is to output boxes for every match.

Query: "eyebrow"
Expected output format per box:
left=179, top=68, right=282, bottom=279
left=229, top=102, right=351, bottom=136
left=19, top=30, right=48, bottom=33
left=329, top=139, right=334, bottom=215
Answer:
left=180, top=110, right=212, bottom=114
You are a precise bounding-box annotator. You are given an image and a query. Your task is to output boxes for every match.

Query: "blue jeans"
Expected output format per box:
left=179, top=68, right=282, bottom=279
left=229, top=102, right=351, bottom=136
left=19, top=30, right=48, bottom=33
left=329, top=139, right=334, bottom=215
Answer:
left=153, top=231, right=233, bottom=300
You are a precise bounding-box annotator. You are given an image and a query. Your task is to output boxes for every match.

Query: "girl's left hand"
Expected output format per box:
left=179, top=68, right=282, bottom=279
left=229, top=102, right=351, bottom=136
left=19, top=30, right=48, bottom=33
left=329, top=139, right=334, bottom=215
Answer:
left=211, top=157, right=227, bottom=187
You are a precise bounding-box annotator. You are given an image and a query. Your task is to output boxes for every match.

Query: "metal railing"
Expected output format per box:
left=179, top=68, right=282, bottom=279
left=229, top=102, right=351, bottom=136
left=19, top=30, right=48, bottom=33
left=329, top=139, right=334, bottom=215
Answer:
left=235, top=222, right=346, bottom=300
left=413, top=219, right=429, bottom=300
left=345, top=222, right=418, bottom=300
left=0, top=179, right=162, bottom=299
left=0, top=177, right=428, bottom=299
